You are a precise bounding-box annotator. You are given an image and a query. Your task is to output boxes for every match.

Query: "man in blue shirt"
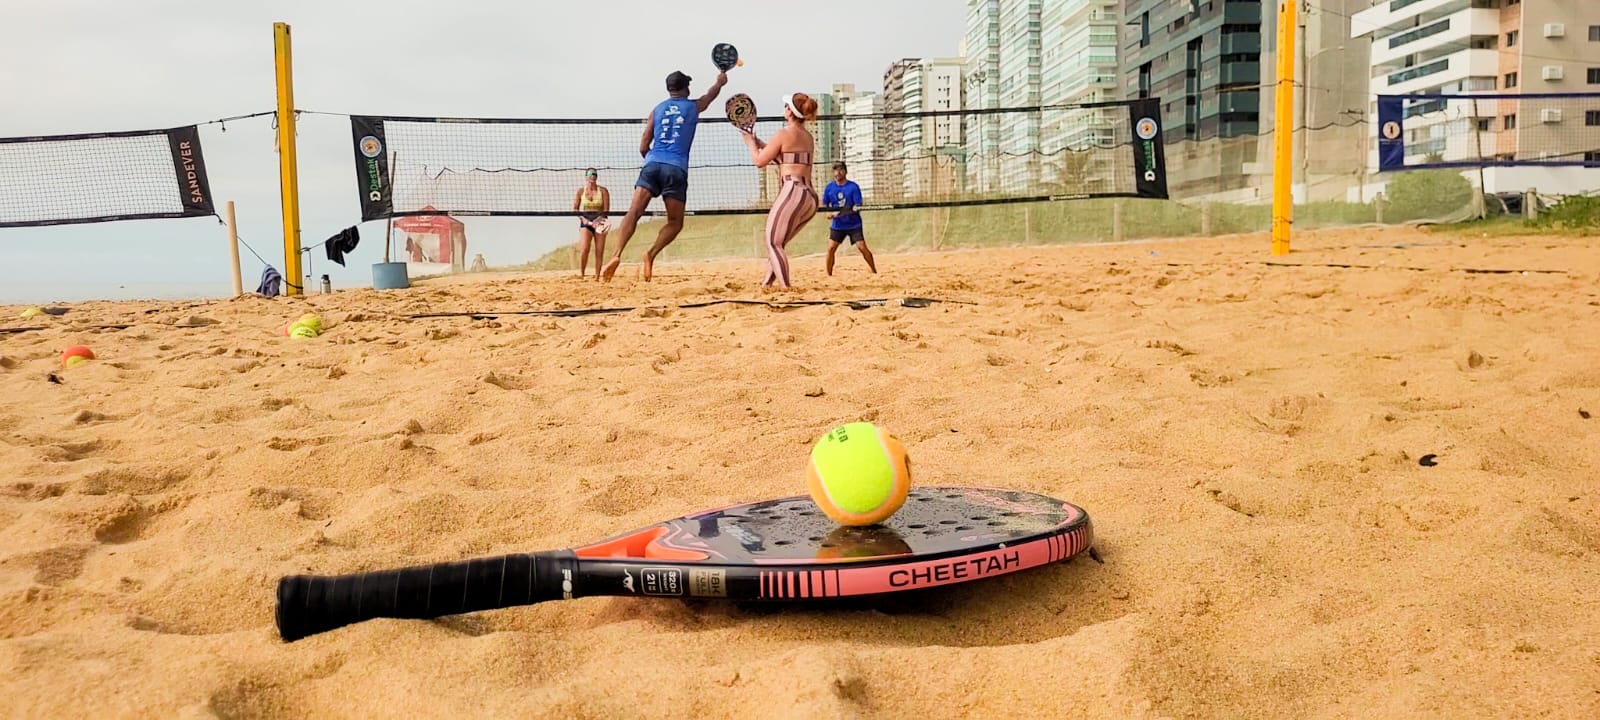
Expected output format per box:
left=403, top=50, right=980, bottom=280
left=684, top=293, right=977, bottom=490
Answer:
left=821, top=161, right=877, bottom=276
left=602, top=69, right=728, bottom=282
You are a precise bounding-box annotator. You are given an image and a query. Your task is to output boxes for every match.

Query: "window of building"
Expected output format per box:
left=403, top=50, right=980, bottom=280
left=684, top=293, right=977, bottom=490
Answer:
left=1476, top=119, right=1492, bottom=132
left=1590, top=25, right=1600, bottom=41
left=1505, top=72, right=1518, bottom=88
left=1590, top=68, right=1600, bottom=84
left=1588, top=110, right=1600, bottom=126
left=1504, top=114, right=1517, bottom=130
left=1506, top=30, right=1518, bottom=47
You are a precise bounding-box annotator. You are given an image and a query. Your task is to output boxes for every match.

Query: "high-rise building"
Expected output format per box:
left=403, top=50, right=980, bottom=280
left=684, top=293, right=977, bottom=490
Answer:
left=1350, top=0, right=1600, bottom=195
left=1040, top=1, right=1121, bottom=193
left=843, top=92, right=884, bottom=200
left=1120, top=0, right=1266, bottom=198
left=814, top=92, right=843, bottom=170
left=1262, top=0, right=1372, bottom=203
left=962, top=0, right=1046, bottom=193
left=964, top=0, right=1004, bottom=192
left=879, top=59, right=922, bottom=199
left=899, top=58, right=965, bottom=199
left=997, top=0, right=1044, bottom=191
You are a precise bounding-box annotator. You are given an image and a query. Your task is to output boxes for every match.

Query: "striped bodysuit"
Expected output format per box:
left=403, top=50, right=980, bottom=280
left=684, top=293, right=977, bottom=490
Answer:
left=763, top=149, right=818, bottom=288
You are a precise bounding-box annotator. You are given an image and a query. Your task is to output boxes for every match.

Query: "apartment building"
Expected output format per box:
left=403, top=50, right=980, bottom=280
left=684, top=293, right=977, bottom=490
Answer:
left=1352, top=0, right=1600, bottom=194
left=842, top=92, right=885, bottom=200
left=964, top=0, right=1004, bottom=192
left=1121, top=0, right=1267, bottom=198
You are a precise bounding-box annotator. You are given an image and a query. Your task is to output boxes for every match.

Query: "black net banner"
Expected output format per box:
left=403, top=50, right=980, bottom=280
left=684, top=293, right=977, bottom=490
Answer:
left=347, top=98, right=1170, bottom=221
left=0, top=125, right=216, bottom=228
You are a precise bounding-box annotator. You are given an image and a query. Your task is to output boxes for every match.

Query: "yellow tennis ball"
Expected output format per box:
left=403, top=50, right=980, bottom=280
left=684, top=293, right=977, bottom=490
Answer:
left=295, top=314, right=322, bottom=333
left=806, top=422, right=911, bottom=526
left=289, top=325, right=318, bottom=339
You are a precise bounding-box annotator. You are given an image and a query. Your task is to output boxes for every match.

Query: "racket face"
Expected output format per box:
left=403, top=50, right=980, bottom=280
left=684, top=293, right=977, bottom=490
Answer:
left=712, top=42, right=739, bottom=71
left=725, top=93, right=757, bottom=132
left=570, top=486, right=1092, bottom=600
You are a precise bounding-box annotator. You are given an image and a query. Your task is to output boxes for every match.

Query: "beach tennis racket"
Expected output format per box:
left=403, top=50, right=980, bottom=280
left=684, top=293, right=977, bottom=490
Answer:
left=275, top=486, right=1093, bottom=642
left=593, top=217, right=611, bottom=233
left=712, top=42, right=742, bottom=71
left=726, top=93, right=758, bottom=134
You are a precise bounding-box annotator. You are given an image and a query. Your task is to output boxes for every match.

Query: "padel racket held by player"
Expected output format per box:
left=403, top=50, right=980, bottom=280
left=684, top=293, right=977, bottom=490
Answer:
left=712, top=42, right=742, bottom=71
left=275, top=486, right=1093, bottom=642
left=725, top=93, right=758, bottom=134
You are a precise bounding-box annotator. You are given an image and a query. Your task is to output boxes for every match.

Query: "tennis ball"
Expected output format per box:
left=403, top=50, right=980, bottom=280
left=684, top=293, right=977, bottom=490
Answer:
left=19, top=307, right=42, bottom=319
left=60, top=345, right=94, bottom=368
left=289, top=325, right=318, bottom=340
left=806, top=422, right=911, bottom=526
left=295, top=314, right=323, bottom=333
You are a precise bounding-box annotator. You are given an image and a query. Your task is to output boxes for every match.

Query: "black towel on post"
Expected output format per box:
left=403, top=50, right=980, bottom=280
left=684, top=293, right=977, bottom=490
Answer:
left=324, top=226, right=360, bottom=266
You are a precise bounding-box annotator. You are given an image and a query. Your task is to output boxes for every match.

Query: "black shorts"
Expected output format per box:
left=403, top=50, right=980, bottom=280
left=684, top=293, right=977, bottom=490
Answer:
left=636, top=162, right=688, bottom=202
left=829, top=227, right=864, bottom=244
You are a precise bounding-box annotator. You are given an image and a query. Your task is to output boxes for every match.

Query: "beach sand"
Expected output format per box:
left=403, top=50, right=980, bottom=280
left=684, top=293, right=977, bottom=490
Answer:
left=2, top=226, right=1598, bottom=719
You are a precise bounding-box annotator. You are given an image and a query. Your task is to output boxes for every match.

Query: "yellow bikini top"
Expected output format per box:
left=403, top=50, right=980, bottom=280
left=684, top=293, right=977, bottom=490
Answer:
left=579, top=186, right=604, bottom=211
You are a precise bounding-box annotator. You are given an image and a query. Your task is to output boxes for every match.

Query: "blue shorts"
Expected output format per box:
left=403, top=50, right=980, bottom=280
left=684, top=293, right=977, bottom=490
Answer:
left=636, top=162, right=688, bottom=202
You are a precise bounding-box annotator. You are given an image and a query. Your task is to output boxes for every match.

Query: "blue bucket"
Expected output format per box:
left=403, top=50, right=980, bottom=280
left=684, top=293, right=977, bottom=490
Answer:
left=371, top=262, right=410, bottom=290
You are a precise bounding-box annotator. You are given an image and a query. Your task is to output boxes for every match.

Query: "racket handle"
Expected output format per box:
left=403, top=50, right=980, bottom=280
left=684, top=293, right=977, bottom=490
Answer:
left=274, top=552, right=569, bottom=642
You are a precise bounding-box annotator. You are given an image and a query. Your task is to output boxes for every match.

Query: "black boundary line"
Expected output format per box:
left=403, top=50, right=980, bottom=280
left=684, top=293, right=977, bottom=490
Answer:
left=403, top=296, right=971, bottom=320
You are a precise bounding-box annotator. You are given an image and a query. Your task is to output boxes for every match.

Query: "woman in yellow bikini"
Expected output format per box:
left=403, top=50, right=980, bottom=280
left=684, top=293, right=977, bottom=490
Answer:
left=741, top=93, right=820, bottom=289
left=571, top=168, right=610, bottom=279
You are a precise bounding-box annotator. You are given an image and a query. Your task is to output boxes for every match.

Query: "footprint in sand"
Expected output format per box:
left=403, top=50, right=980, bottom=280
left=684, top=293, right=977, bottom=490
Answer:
left=70, top=409, right=116, bottom=425
left=76, top=465, right=188, bottom=495
left=37, top=438, right=111, bottom=463
left=3, top=544, right=94, bottom=585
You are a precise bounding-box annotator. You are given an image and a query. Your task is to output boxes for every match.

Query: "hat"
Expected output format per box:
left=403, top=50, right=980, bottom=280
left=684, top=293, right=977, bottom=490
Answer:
left=666, top=71, right=692, bottom=92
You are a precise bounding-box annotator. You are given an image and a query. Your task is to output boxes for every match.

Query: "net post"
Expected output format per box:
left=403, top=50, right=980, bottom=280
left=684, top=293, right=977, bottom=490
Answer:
left=273, top=22, right=304, bottom=295
left=1271, top=0, right=1298, bottom=257
left=225, top=200, right=243, bottom=297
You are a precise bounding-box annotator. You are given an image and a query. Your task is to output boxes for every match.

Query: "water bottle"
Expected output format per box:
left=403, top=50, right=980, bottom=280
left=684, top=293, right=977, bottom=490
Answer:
left=320, top=274, right=331, bottom=294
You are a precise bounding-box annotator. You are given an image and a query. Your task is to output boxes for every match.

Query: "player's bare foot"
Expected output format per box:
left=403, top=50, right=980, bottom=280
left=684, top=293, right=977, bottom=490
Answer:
left=600, top=258, right=621, bottom=281
left=641, top=254, right=655, bottom=282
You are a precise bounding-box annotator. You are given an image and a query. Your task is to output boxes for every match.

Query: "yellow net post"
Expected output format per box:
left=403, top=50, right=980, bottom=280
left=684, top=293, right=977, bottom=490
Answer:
left=273, top=22, right=304, bottom=294
left=1271, top=1, right=1298, bottom=257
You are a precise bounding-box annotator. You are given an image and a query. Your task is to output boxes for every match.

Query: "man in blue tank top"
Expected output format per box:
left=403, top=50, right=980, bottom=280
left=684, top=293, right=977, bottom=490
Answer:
left=602, top=68, right=727, bottom=282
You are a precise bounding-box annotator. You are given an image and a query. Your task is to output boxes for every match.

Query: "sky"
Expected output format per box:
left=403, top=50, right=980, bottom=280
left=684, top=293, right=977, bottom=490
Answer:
left=0, top=0, right=966, bottom=304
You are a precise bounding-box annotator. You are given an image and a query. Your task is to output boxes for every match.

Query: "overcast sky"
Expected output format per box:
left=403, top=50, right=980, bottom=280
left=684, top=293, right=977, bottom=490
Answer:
left=0, top=0, right=966, bottom=303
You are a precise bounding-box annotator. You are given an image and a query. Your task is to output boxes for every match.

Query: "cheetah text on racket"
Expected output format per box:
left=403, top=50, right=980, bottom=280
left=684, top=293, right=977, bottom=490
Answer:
left=888, top=551, right=1020, bottom=588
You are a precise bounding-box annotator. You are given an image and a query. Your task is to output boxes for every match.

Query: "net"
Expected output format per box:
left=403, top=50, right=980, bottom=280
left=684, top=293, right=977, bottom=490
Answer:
left=1377, top=92, right=1600, bottom=171
left=346, top=98, right=1169, bottom=220
left=0, top=125, right=216, bottom=228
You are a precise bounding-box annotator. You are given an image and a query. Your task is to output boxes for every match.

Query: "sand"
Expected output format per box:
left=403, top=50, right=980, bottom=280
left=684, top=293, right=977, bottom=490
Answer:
left=1, top=226, right=1598, bottom=719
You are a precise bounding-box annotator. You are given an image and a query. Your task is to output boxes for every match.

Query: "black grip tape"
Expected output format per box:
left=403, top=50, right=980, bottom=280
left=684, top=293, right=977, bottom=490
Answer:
left=275, top=552, right=565, bottom=642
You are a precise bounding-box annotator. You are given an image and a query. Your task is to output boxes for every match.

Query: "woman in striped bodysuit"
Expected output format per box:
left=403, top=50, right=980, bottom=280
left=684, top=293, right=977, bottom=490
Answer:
left=742, top=93, right=820, bottom=289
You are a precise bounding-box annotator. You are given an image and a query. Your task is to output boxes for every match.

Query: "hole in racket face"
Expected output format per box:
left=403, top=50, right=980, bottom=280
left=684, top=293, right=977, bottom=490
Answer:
left=663, top=487, right=1077, bottom=563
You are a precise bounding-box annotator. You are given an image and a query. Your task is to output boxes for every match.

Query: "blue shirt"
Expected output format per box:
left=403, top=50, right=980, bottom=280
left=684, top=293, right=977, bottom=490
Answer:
left=822, top=180, right=864, bottom=230
left=642, top=97, right=700, bottom=169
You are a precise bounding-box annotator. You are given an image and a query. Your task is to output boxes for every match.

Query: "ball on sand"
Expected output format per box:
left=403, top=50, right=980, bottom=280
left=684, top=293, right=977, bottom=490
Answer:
left=289, top=325, right=318, bottom=340
left=806, top=422, right=911, bottom=526
left=295, top=313, right=323, bottom=333
left=60, top=345, right=94, bottom=368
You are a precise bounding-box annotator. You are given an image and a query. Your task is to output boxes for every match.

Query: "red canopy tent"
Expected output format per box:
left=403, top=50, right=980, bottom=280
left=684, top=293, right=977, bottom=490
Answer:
left=392, top=207, right=466, bottom=272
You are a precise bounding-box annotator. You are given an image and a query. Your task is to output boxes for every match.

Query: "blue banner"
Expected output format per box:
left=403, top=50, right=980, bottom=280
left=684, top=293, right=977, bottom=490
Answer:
left=1376, top=96, right=1405, bottom=172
